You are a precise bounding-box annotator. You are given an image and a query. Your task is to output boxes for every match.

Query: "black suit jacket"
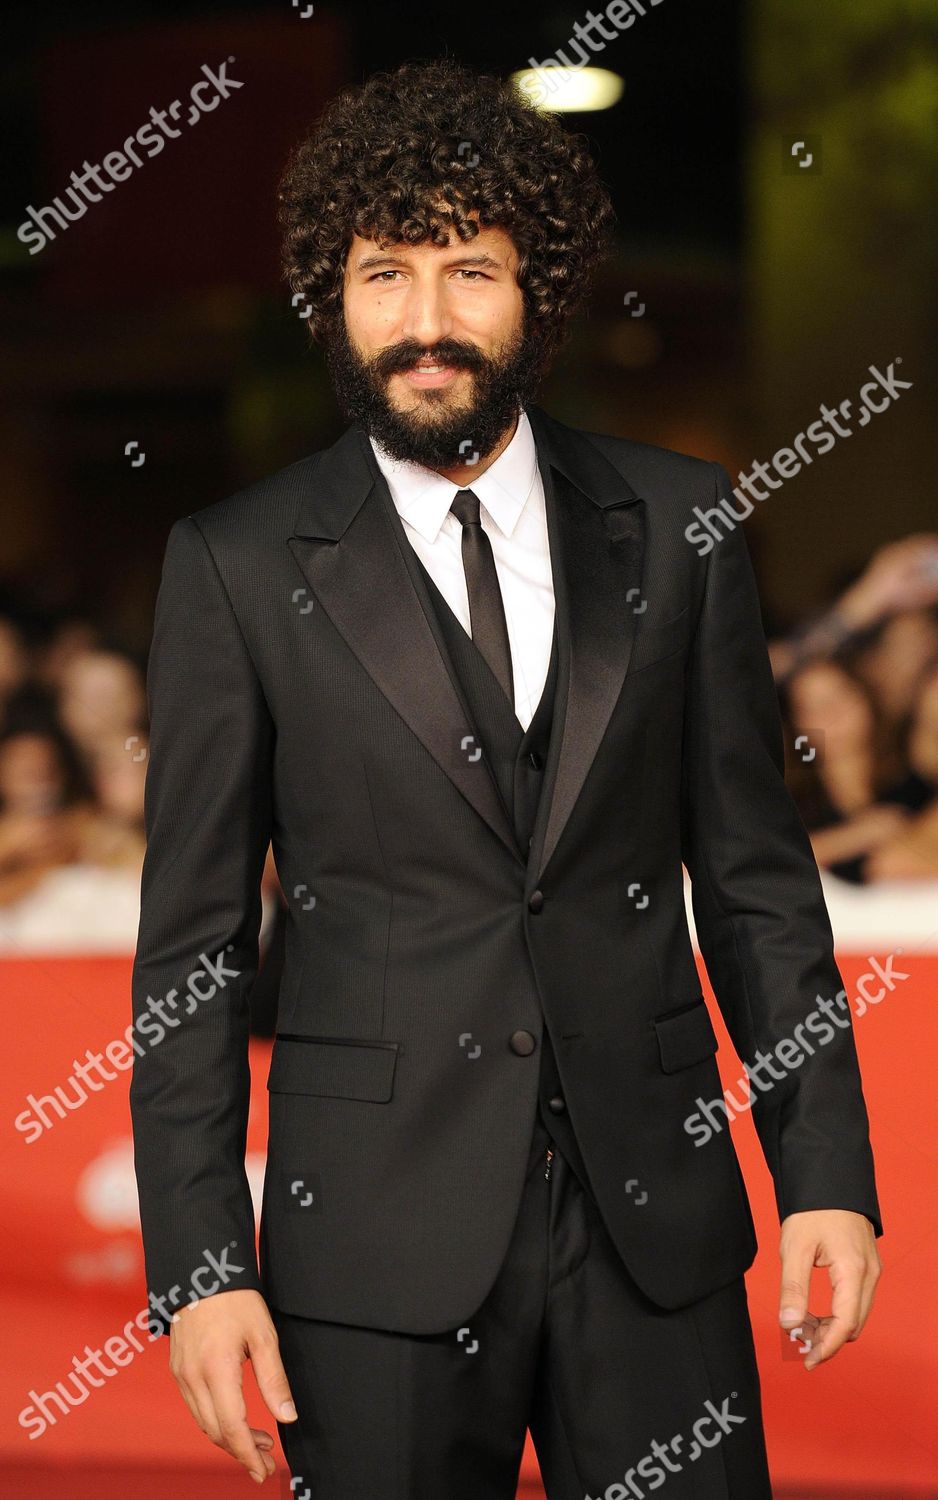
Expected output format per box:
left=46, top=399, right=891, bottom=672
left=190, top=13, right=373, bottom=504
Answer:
left=130, top=405, right=881, bottom=1338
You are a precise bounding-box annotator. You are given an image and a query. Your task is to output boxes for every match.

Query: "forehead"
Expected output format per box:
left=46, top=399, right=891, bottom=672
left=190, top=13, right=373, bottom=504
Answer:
left=347, top=221, right=519, bottom=268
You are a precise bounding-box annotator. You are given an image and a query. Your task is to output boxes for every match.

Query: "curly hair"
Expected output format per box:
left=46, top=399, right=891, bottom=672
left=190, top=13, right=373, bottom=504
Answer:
left=277, top=57, right=616, bottom=353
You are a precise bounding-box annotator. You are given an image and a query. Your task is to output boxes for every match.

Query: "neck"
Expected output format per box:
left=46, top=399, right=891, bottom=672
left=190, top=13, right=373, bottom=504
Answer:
left=431, top=411, right=520, bottom=487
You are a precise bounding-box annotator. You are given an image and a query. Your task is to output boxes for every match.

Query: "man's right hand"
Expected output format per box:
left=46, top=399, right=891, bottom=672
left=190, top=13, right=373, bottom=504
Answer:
left=168, top=1288, right=298, bottom=1484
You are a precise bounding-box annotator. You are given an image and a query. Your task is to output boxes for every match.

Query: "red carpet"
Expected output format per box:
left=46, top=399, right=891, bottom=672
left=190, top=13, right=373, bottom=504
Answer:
left=2, top=952, right=936, bottom=1495
left=1, top=1463, right=933, bottom=1497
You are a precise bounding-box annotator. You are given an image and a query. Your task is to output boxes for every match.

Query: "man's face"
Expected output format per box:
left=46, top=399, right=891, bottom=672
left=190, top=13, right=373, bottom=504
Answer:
left=326, top=222, right=546, bottom=468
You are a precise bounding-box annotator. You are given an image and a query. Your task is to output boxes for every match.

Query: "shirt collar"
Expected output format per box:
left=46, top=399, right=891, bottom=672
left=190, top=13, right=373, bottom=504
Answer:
left=368, top=408, right=538, bottom=543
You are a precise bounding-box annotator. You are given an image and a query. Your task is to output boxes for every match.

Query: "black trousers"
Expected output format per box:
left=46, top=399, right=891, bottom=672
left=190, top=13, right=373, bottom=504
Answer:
left=272, top=1112, right=773, bottom=1499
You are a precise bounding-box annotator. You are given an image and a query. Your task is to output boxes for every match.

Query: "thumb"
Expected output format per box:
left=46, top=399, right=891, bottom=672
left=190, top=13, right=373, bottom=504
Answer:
left=249, top=1328, right=298, bottom=1424
left=779, top=1243, right=814, bottom=1330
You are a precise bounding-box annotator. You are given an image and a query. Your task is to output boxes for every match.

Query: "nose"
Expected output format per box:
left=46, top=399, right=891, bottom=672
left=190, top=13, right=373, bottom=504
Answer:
left=399, top=274, right=453, bottom=349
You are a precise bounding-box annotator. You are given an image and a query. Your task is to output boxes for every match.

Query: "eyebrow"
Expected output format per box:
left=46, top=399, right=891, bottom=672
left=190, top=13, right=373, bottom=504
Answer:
left=353, top=251, right=505, bottom=273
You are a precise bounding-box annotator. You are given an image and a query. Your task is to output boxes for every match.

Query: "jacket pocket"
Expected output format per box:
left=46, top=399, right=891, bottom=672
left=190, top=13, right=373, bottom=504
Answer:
left=267, top=1034, right=400, bottom=1102
left=652, top=996, right=719, bottom=1073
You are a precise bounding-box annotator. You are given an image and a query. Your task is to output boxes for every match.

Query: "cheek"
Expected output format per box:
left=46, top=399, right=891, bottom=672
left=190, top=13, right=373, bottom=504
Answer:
left=370, top=296, right=396, bottom=322
left=458, top=299, right=522, bottom=347
left=344, top=293, right=395, bottom=345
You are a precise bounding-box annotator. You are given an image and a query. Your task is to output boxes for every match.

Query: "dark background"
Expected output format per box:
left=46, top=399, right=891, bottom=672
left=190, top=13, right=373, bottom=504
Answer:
left=1, top=0, right=935, bottom=652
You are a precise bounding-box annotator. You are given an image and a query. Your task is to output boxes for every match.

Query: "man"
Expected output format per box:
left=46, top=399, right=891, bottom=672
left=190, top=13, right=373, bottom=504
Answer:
left=130, top=58, right=881, bottom=1498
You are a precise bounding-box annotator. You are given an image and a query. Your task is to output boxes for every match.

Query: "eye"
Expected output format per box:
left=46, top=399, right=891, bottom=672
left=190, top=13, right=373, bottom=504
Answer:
left=456, top=269, right=488, bottom=281
left=369, top=269, right=402, bottom=283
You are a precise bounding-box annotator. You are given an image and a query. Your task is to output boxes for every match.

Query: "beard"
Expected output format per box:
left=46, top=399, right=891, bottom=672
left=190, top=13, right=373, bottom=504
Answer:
left=322, top=309, right=551, bottom=468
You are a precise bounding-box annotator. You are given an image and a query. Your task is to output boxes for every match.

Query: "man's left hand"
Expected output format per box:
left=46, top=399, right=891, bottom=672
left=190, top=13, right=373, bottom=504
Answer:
left=778, top=1210, right=881, bottom=1371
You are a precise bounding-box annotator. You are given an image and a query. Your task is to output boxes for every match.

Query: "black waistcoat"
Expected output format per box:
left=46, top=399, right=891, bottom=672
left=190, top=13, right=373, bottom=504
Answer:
left=410, top=551, right=595, bottom=1198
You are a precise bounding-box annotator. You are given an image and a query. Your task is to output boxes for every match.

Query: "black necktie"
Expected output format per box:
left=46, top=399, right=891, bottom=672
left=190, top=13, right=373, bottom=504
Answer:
left=449, top=488, right=514, bottom=706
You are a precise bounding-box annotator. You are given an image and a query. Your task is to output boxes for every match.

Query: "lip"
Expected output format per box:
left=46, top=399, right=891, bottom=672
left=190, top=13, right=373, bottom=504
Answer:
left=398, top=365, right=462, bottom=389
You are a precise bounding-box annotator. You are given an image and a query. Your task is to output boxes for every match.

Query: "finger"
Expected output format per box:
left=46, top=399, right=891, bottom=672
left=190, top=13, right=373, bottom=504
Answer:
left=784, top=1310, right=820, bottom=1357
left=183, top=1372, right=225, bottom=1443
left=831, top=1255, right=865, bottom=1332
left=805, top=1261, right=863, bottom=1370
left=206, top=1356, right=270, bottom=1482
left=173, top=1370, right=214, bottom=1436
left=249, top=1428, right=277, bottom=1478
left=170, top=1343, right=222, bottom=1442
left=779, top=1242, right=815, bottom=1329
left=849, top=1253, right=882, bottom=1341
left=251, top=1428, right=277, bottom=1476
left=804, top=1314, right=847, bottom=1370
left=249, top=1323, right=298, bottom=1425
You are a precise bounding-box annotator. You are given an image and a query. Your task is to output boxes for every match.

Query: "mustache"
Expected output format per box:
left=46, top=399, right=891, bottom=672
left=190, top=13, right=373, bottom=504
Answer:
left=370, top=339, right=487, bottom=379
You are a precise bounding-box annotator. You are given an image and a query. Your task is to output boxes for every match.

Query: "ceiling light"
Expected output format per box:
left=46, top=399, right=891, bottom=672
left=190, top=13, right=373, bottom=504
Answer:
left=512, top=66, right=625, bottom=113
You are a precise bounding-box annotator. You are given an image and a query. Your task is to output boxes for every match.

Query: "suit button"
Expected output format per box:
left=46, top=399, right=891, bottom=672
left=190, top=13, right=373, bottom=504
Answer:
left=509, top=1030, right=537, bottom=1056
left=528, top=889, right=544, bottom=913
left=548, top=1095, right=566, bottom=1114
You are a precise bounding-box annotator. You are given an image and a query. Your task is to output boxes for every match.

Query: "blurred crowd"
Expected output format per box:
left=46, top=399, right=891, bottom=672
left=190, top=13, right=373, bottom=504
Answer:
left=1, top=530, right=937, bottom=950
left=773, top=534, right=938, bottom=884
left=0, top=608, right=290, bottom=967
left=0, top=616, right=149, bottom=938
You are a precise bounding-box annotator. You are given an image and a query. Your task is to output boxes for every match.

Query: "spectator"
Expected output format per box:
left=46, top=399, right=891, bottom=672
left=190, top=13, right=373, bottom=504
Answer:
left=34, top=615, right=100, bottom=694
left=0, top=616, right=31, bottom=731
left=79, top=730, right=147, bottom=871
left=770, top=533, right=938, bottom=703
left=781, top=659, right=913, bottom=883
left=852, top=608, right=938, bottom=729
left=865, top=662, right=938, bottom=881
left=57, top=648, right=147, bottom=764
left=0, top=723, right=92, bottom=906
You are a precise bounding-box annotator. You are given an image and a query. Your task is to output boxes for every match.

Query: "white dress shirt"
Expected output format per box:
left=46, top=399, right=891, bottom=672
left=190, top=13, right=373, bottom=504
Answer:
left=369, top=408, right=555, bottom=729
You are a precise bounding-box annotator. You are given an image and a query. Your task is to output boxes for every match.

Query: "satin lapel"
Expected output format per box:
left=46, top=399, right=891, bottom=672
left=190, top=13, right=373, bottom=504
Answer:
left=287, top=429, right=523, bottom=866
left=527, top=419, right=646, bottom=884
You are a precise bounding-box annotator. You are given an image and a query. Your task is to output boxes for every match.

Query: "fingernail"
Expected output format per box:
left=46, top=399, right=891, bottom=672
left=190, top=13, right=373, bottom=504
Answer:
left=279, top=1400, right=297, bottom=1420
left=780, top=1307, right=800, bottom=1322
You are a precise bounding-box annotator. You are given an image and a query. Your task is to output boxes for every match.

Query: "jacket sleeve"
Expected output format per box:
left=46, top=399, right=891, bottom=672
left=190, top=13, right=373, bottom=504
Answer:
left=679, top=462, right=882, bottom=1235
left=130, top=515, right=275, bottom=1336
